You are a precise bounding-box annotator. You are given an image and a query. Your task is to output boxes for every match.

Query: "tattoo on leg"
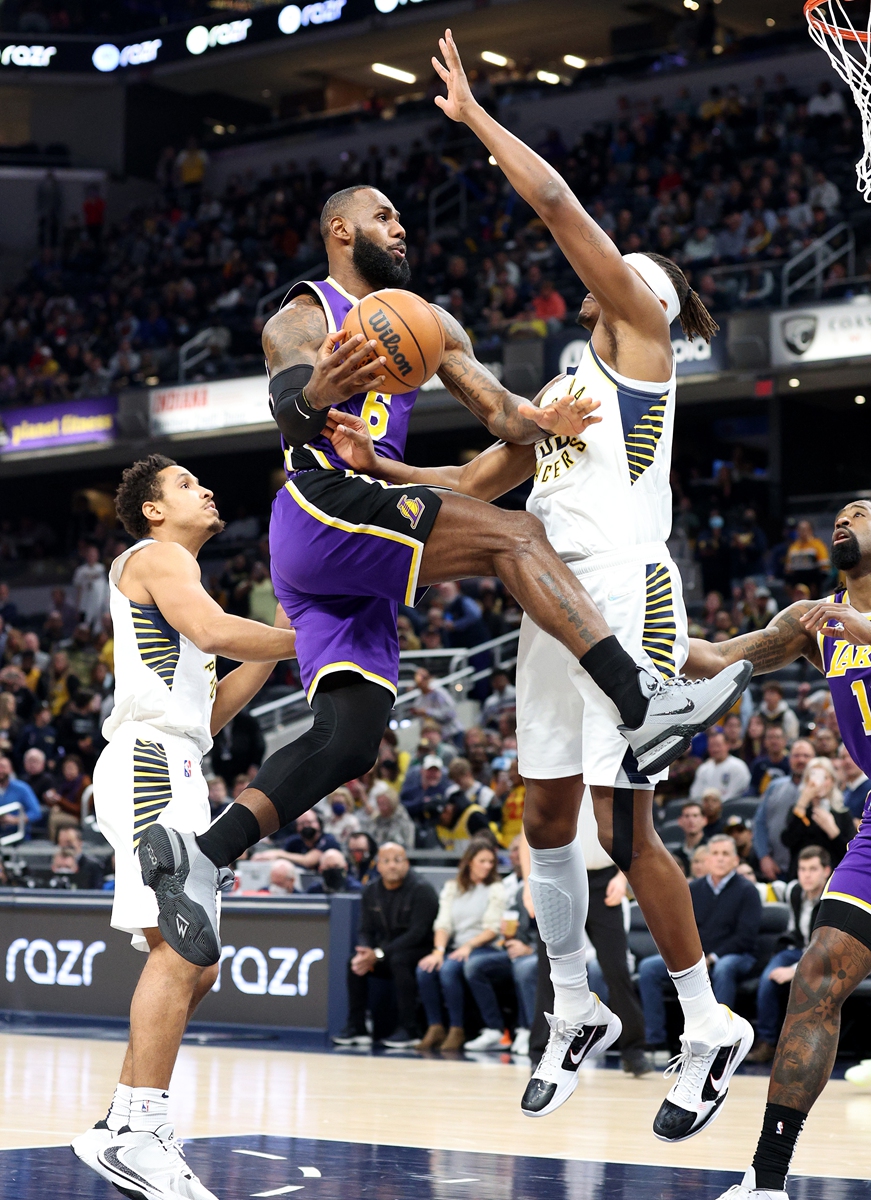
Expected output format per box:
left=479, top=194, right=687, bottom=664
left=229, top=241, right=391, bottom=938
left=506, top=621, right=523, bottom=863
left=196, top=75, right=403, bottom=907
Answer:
left=539, top=571, right=599, bottom=650
left=769, top=929, right=871, bottom=1112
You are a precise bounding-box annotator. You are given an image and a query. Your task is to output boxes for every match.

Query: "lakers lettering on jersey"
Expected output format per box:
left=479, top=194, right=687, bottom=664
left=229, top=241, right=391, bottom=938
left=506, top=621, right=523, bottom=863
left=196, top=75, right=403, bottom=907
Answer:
left=101, top=539, right=217, bottom=754
left=527, top=340, right=676, bottom=562
left=819, top=589, right=871, bottom=778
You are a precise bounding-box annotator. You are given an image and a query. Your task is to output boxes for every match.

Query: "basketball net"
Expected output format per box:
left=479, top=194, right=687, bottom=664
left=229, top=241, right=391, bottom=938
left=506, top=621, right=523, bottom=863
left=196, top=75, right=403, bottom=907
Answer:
left=805, top=0, right=871, bottom=199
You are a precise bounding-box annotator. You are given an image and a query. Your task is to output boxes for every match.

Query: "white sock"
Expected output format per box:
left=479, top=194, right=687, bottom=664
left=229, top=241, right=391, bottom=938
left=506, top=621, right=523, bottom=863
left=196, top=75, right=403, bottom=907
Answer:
left=105, top=1083, right=133, bottom=1132
left=128, top=1087, right=170, bottom=1133
left=528, top=837, right=596, bottom=1025
left=670, top=956, right=729, bottom=1043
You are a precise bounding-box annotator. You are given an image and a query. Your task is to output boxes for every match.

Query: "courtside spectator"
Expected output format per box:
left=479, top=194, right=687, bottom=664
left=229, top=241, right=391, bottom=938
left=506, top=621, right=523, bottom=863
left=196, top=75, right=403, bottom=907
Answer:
left=757, top=681, right=800, bottom=743
left=48, top=754, right=90, bottom=840
left=689, top=845, right=711, bottom=878
left=56, top=825, right=104, bottom=889
left=267, top=861, right=298, bottom=894
left=638, top=836, right=761, bottom=1048
left=436, top=766, right=492, bottom=851
left=416, top=839, right=506, bottom=1052
left=781, top=757, right=854, bottom=877
left=674, top=801, right=709, bottom=877
left=784, top=519, right=831, bottom=597
left=333, top=843, right=438, bottom=1049
left=503, top=904, right=540, bottom=1057
left=206, top=775, right=229, bottom=820
left=747, top=846, right=832, bottom=1063
left=690, top=730, right=751, bottom=802
left=320, top=787, right=361, bottom=846
left=480, top=668, right=516, bottom=729
left=836, top=743, right=870, bottom=823
left=749, top=724, right=790, bottom=795
left=363, top=786, right=415, bottom=851
left=278, top=809, right=340, bottom=868
left=754, top=739, right=815, bottom=881
left=699, top=787, right=726, bottom=837
left=347, top=831, right=379, bottom=885
left=306, top=848, right=361, bottom=894
left=20, top=747, right=56, bottom=809
left=400, top=755, right=450, bottom=841
left=0, top=754, right=42, bottom=837
left=445, top=756, right=495, bottom=821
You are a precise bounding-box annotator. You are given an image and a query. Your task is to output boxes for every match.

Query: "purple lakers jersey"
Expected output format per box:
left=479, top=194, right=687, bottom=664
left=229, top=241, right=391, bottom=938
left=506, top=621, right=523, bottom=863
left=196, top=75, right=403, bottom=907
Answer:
left=819, top=588, right=871, bottom=781
left=280, top=276, right=420, bottom=474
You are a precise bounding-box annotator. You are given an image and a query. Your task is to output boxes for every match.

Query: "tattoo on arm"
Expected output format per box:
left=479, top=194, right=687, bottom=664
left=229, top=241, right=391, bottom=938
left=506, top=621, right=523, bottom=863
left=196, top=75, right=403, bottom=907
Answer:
left=709, top=603, right=817, bottom=675
left=262, top=294, right=327, bottom=376
left=435, top=306, right=541, bottom=444
left=769, top=928, right=871, bottom=1112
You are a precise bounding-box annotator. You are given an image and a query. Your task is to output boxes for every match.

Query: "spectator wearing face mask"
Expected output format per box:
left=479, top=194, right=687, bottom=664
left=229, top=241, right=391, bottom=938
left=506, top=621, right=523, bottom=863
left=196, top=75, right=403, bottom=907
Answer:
left=306, top=848, right=361, bottom=895
left=278, top=810, right=341, bottom=868
left=267, top=860, right=298, bottom=894
left=320, top=787, right=361, bottom=845
left=334, top=842, right=439, bottom=1049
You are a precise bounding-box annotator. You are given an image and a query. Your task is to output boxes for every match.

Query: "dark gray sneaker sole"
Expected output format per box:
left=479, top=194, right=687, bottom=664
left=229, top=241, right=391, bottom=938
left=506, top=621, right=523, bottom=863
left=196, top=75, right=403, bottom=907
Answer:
left=632, top=661, right=753, bottom=775
left=138, top=824, right=220, bottom=967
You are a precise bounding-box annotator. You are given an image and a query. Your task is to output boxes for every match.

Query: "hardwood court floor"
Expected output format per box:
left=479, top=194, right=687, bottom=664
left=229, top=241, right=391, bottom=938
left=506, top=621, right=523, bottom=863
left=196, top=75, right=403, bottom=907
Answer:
left=2, top=1031, right=871, bottom=1185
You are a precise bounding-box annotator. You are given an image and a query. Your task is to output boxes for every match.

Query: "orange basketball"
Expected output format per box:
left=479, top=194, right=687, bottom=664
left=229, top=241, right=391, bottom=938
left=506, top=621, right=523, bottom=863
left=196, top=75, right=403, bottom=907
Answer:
left=342, top=288, right=445, bottom=394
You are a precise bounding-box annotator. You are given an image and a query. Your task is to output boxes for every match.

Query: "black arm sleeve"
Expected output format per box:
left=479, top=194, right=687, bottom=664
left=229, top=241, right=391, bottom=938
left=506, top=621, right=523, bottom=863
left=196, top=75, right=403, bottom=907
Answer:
left=268, top=364, right=328, bottom=444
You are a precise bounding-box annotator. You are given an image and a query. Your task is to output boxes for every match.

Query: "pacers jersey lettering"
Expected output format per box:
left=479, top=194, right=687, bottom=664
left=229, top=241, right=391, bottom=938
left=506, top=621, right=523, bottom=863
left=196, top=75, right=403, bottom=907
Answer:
left=527, top=340, right=676, bottom=561
left=278, top=276, right=420, bottom=475
left=820, top=590, right=871, bottom=801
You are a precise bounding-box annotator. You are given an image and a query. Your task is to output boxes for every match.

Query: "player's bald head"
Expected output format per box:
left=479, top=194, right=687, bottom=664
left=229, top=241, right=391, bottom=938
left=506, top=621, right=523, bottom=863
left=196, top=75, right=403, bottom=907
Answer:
left=320, top=186, right=386, bottom=241
left=836, top=499, right=871, bottom=521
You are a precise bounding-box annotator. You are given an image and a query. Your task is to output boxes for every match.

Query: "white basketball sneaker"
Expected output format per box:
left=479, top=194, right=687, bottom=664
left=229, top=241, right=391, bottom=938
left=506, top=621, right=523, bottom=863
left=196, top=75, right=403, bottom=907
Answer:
left=845, top=1058, right=871, bottom=1086
left=97, top=1123, right=218, bottom=1200
left=521, top=1001, right=622, bottom=1118
left=70, top=1120, right=115, bottom=1182
left=653, top=1007, right=754, bottom=1142
left=714, top=1168, right=789, bottom=1199
left=622, top=660, right=754, bottom=775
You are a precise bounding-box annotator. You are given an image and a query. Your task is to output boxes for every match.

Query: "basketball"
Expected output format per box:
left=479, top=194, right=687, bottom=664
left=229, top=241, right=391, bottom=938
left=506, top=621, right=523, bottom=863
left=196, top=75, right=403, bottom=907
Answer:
left=342, top=288, right=445, bottom=394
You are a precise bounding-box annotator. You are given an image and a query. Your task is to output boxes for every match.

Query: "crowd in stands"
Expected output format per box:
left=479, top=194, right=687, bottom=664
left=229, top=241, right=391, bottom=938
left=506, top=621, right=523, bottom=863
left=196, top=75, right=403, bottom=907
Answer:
left=1, top=69, right=867, bottom=409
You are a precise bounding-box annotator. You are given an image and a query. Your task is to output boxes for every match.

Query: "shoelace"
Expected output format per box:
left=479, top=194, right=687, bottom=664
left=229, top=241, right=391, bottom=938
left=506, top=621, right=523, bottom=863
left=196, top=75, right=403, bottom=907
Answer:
left=536, top=1013, right=583, bottom=1076
left=660, top=675, right=708, bottom=691
left=663, top=1039, right=714, bottom=1107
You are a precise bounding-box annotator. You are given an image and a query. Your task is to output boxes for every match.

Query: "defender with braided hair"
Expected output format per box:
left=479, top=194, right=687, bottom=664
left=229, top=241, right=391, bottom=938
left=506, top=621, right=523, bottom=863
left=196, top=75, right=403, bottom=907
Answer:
left=337, top=27, right=752, bottom=1142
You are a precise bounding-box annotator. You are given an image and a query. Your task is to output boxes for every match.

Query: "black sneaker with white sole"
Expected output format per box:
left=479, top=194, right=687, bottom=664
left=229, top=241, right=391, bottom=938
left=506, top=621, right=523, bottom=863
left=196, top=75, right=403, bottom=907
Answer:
left=521, top=1003, right=622, bottom=1118
left=653, top=1009, right=754, bottom=1142
left=331, top=1026, right=373, bottom=1047
left=380, top=1028, right=418, bottom=1049
left=621, top=660, right=753, bottom=776
left=138, top=824, right=234, bottom=967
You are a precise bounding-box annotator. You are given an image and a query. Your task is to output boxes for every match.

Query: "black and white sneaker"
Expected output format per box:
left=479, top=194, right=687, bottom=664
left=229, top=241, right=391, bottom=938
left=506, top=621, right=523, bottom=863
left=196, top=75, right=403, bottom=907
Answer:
left=380, top=1028, right=418, bottom=1049
left=96, top=1123, right=218, bottom=1200
left=71, top=1120, right=115, bottom=1183
left=621, top=660, right=753, bottom=775
left=714, top=1168, right=789, bottom=1200
left=138, top=825, right=234, bottom=967
left=653, top=1007, right=754, bottom=1142
left=521, top=1002, right=622, bottom=1118
left=331, top=1026, right=373, bottom=1047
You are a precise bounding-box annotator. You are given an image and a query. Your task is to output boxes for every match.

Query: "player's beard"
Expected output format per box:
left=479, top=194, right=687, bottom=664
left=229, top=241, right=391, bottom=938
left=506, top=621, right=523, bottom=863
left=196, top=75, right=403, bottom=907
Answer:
left=832, top=530, right=862, bottom=571
left=207, top=516, right=226, bottom=536
left=352, top=230, right=411, bottom=289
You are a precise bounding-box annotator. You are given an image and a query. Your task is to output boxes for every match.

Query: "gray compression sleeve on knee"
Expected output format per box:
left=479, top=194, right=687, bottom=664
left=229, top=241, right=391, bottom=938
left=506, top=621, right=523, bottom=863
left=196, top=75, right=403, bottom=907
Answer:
left=528, top=838, right=589, bottom=957
left=611, top=788, right=635, bottom=872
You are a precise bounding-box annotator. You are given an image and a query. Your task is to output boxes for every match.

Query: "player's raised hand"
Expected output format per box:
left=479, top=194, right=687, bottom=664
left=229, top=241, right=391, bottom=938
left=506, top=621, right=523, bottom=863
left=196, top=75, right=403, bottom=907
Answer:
left=517, top=391, right=602, bottom=438
left=432, top=29, right=476, bottom=123
left=800, top=600, right=871, bottom=646
left=324, top=408, right=379, bottom=473
left=306, top=330, right=387, bottom=408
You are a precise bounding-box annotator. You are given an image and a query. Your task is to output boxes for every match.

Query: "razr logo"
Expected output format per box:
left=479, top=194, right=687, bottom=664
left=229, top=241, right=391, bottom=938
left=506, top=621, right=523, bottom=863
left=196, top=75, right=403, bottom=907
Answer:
left=5, top=938, right=106, bottom=986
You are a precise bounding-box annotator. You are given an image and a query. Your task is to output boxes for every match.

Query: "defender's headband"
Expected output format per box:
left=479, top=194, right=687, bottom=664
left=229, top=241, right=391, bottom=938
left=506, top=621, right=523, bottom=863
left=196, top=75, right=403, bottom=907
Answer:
left=622, top=253, right=680, bottom=324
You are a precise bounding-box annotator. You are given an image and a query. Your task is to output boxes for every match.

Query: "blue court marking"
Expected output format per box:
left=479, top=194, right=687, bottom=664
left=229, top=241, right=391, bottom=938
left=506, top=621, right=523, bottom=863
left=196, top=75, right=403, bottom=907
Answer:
left=2, top=1135, right=870, bottom=1200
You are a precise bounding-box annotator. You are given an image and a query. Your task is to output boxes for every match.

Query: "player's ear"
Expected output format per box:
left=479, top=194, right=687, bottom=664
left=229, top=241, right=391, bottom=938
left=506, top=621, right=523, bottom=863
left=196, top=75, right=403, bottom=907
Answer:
left=328, top=214, right=353, bottom=245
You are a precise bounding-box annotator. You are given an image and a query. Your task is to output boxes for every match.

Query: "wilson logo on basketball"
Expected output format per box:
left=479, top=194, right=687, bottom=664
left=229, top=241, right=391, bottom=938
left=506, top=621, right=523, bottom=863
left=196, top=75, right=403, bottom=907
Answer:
left=366, top=308, right=414, bottom=378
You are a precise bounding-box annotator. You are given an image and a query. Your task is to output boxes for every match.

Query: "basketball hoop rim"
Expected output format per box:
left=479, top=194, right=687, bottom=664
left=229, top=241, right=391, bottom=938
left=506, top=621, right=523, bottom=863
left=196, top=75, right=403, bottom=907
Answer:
left=805, top=0, right=870, bottom=44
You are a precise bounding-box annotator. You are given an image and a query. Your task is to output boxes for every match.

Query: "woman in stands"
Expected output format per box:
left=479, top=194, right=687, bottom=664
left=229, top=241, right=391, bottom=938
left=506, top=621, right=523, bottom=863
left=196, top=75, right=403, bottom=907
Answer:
left=415, top=838, right=508, bottom=1052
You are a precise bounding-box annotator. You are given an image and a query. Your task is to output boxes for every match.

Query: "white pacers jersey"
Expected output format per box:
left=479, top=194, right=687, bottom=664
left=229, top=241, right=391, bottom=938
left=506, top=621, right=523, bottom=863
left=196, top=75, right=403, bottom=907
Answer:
left=101, top=539, right=217, bottom=755
left=527, top=340, right=676, bottom=562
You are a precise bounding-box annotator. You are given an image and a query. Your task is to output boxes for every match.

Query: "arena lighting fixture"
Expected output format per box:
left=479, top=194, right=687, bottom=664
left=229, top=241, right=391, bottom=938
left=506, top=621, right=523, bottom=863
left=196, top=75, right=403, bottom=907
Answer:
left=788, top=377, right=801, bottom=387
left=856, top=394, right=867, bottom=404
left=683, top=0, right=700, bottom=10
left=537, top=69, right=561, bottom=84
left=564, top=54, right=587, bottom=69
left=481, top=50, right=509, bottom=66
left=372, top=62, right=416, bottom=84
left=765, top=16, right=776, bottom=25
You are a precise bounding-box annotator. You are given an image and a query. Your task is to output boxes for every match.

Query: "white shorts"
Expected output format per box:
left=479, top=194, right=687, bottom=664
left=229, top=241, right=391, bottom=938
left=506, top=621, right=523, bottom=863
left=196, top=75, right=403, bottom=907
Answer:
left=93, top=721, right=211, bottom=952
left=516, top=545, right=689, bottom=789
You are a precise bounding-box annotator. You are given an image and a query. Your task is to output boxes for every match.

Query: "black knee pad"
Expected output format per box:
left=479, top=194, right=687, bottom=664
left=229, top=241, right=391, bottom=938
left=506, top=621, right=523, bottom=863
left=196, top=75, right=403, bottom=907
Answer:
left=250, top=675, right=394, bottom=827
left=611, top=787, right=635, bottom=872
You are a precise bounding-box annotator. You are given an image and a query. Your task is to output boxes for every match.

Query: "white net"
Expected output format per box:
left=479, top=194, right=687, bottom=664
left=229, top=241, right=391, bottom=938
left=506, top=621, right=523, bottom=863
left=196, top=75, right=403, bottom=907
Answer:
left=806, top=0, right=871, bottom=199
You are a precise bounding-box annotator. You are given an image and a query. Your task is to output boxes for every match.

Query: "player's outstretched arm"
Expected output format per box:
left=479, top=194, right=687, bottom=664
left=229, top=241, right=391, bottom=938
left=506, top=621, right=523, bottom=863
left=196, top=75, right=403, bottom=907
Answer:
left=684, top=601, right=820, bottom=679
left=434, top=308, right=604, bottom=443
left=210, top=605, right=295, bottom=735
left=431, top=31, right=663, bottom=333
left=137, top=542, right=297, bottom=662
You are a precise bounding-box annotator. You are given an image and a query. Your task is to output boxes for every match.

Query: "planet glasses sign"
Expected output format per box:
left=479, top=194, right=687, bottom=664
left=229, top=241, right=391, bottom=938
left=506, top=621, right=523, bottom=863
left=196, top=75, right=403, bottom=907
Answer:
left=92, top=39, right=162, bottom=72
left=278, top=0, right=346, bottom=35
left=186, top=19, right=252, bottom=55
left=0, top=44, right=56, bottom=67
